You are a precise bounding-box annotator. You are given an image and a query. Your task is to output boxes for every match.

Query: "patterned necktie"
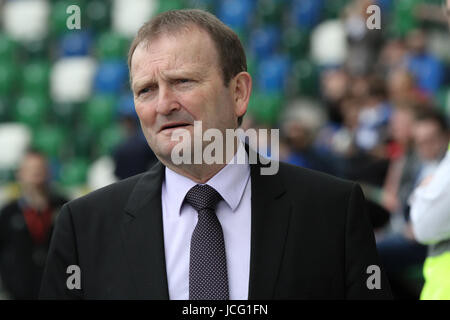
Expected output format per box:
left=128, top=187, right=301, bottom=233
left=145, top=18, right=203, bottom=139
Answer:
left=184, top=184, right=229, bottom=300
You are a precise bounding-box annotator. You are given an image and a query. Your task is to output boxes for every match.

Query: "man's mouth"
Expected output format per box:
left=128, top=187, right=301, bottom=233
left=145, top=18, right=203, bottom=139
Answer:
left=159, top=122, right=192, bottom=132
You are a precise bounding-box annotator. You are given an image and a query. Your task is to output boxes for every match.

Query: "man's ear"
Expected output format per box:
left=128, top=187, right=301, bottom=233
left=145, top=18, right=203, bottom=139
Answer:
left=231, top=72, right=252, bottom=119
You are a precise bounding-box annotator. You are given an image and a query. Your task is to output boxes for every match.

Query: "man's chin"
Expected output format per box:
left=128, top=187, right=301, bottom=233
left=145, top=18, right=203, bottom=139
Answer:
left=153, top=139, right=192, bottom=165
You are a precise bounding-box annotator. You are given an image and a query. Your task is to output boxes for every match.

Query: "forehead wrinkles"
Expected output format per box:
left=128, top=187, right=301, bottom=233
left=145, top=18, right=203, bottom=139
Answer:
left=132, top=28, right=219, bottom=80
left=132, top=44, right=175, bottom=80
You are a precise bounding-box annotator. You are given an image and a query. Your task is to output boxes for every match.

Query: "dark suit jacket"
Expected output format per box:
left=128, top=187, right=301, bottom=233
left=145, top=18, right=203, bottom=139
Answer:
left=39, top=158, right=392, bottom=299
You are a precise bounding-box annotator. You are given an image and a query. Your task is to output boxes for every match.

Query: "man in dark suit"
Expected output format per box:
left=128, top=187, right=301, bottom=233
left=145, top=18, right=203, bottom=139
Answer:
left=40, top=9, right=392, bottom=300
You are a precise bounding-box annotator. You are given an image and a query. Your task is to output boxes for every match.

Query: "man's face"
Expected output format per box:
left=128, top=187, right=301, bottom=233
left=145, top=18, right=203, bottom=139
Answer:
left=18, top=154, right=48, bottom=188
left=130, top=27, right=241, bottom=165
left=413, top=120, right=448, bottom=161
left=390, top=108, right=414, bottom=145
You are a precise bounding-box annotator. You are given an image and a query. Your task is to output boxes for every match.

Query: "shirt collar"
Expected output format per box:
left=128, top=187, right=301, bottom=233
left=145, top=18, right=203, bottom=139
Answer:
left=164, top=141, right=250, bottom=215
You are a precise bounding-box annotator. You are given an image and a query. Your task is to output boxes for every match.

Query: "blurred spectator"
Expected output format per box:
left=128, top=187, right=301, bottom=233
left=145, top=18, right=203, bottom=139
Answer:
left=413, top=108, right=449, bottom=181
left=387, top=68, right=429, bottom=106
left=381, top=103, right=420, bottom=219
left=415, top=0, right=450, bottom=27
left=314, top=96, right=361, bottom=161
left=320, top=68, right=349, bottom=124
left=354, top=76, right=392, bottom=152
left=343, top=0, right=384, bottom=74
left=377, top=107, right=449, bottom=299
left=376, top=39, right=408, bottom=76
left=405, top=29, right=444, bottom=96
left=341, top=77, right=392, bottom=188
left=348, top=73, right=370, bottom=100
left=112, top=115, right=157, bottom=180
left=375, top=103, right=421, bottom=298
left=0, top=150, right=67, bottom=299
left=410, top=149, right=450, bottom=299
left=280, top=99, right=343, bottom=176
left=409, top=111, right=450, bottom=300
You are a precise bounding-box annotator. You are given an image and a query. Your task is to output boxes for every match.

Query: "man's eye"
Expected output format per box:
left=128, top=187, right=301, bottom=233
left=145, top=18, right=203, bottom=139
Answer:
left=138, top=88, right=150, bottom=95
left=175, top=79, right=191, bottom=84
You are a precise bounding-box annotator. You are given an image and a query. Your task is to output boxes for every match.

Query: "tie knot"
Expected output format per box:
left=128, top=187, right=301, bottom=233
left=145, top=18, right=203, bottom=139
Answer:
left=185, top=184, right=222, bottom=212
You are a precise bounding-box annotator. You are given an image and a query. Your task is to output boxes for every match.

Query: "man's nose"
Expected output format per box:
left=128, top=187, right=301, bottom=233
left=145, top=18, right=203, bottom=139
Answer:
left=155, top=85, right=180, bottom=115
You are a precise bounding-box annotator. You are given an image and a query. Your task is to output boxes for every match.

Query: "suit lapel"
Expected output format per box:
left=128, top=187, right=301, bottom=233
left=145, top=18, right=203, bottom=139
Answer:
left=247, top=153, right=292, bottom=299
left=121, top=162, right=169, bottom=299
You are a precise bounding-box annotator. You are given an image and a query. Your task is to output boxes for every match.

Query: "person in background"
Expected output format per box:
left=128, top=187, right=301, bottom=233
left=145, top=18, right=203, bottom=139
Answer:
left=0, top=150, right=67, bottom=299
left=405, top=28, right=444, bottom=96
left=112, top=113, right=157, bottom=180
left=409, top=0, right=450, bottom=300
left=410, top=141, right=450, bottom=299
left=376, top=103, right=427, bottom=299
left=354, top=76, right=392, bottom=154
left=381, top=103, right=419, bottom=216
left=280, top=98, right=342, bottom=176
left=386, top=68, right=429, bottom=107
left=378, top=107, right=449, bottom=299
left=412, top=109, right=449, bottom=184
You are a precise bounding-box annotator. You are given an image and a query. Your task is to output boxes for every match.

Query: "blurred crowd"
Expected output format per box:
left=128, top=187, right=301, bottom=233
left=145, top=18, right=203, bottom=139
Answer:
left=0, top=0, right=449, bottom=299
left=270, top=2, right=450, bottom=299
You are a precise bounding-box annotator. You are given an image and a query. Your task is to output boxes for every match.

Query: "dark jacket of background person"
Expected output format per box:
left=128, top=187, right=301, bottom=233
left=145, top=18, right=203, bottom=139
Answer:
left=0, top=194, right=66, bottom=299
left=39, top=156, right=392, bottom=300
left=113, top=130, right=157, bottom=180
left=112, top=116, right=157, bottom=180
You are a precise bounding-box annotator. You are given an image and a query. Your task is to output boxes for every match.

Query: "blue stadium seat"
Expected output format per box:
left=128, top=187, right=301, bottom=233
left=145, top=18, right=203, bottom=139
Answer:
left=117, top=92, right=137, bottom=119
left=249, top=25, right=280, bottom=60
left=257, top=54, right=290, bottom=93
left=376, top=0, right=394, bottom=14
left=93, top=60, right=128, bottom=93
left=60, top=31, right=93, bottom=57
left=217, top=0, right=254, bottom=31
left=289, top=0, right=324, bottom=29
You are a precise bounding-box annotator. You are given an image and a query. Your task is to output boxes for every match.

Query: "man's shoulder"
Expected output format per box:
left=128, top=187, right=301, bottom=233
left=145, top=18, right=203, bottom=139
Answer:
left=270, top=162, right=363, bottom=225
left=277, top=161, right=354, bottom=192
